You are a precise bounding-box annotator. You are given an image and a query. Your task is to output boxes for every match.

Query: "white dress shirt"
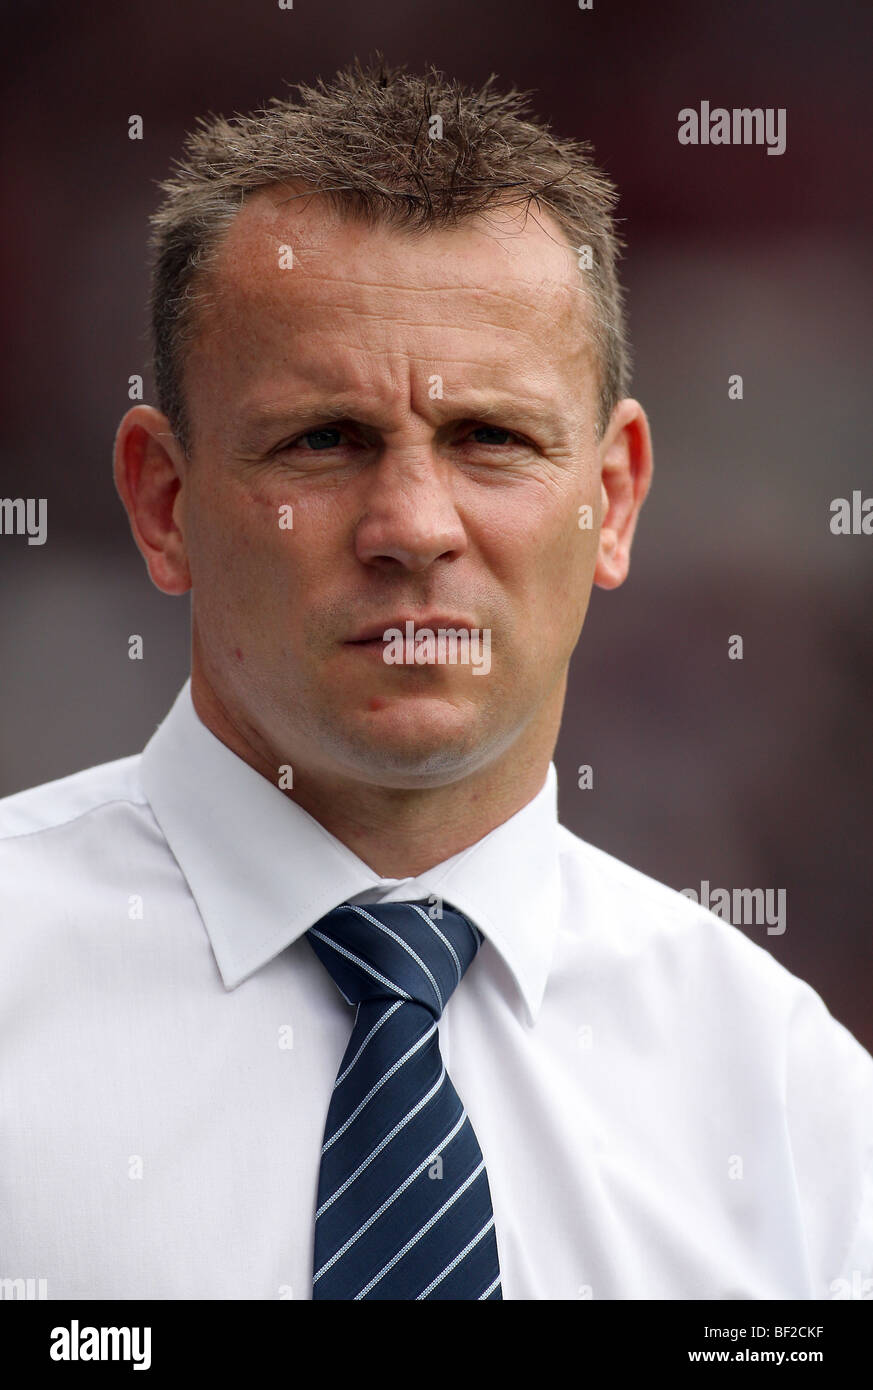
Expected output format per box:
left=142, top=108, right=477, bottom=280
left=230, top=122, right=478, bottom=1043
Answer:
left=1, top=678, right=871, bottom=1301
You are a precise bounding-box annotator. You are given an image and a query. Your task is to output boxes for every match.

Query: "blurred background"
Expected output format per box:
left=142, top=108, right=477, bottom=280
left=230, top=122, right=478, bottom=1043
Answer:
left=1, top=0, right=871, bottom=1048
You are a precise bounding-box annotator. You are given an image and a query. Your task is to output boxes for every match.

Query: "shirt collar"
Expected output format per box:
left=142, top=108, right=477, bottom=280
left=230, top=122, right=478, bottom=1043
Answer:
left=140, top=680, right=561, bottom=1025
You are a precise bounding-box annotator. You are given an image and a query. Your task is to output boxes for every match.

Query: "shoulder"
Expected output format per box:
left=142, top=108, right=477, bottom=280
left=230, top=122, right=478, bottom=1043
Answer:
left=555, top=822, right=873, bottom=1079
left=0, top=753, right=171, bottom=949
left=0, top=755, right=148, bottom=847
left=558, top=823, right=799, bottom=996
left=556, top=825, right=873, bottom=1283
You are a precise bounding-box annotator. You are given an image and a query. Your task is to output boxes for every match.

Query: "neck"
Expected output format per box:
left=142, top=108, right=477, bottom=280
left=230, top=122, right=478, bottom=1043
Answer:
left=190, top=673, right=563, bottom=878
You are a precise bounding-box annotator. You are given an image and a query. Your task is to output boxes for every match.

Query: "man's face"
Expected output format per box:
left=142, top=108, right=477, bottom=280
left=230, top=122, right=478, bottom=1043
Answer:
left=172, top=189, right=612, bottom=785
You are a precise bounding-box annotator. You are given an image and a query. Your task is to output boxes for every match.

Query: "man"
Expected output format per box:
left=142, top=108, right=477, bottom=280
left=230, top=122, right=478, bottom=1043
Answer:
left=1, top=58, right=871, bottom=1301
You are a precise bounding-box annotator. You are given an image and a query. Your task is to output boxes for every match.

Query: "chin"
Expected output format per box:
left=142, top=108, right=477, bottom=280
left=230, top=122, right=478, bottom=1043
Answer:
left=345, top=752, right=485, bottom=789
left=326, top=709, right=493, bottom=786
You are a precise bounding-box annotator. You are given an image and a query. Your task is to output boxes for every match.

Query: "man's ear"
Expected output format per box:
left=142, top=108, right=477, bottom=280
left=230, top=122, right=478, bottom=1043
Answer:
left=113, top=405, right=192, bottom=595
left=594, top=398, right=654, bottom=590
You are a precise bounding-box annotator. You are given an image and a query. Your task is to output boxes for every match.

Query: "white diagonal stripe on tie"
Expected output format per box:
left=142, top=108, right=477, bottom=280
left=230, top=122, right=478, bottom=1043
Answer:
left=408, top=903, right=463, bottom=986
left=308, top=928, right=411, bottom=1000
left=322, top=1019, right=438, bottom=1153
left=313, top=1104, right=467, bottom=1279
left=416, top=1215, right=496, bottom=1299
left=316, top=1061, right=449, bottom=1221
left=335, top=999, right=404, bottom=1089
left=352, top=1157, right=486, bottom=1299
left=343, top=904, right=443, bottom=1013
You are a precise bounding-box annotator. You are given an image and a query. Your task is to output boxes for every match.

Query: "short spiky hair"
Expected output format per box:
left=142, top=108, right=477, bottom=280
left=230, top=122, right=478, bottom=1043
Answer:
left=148, top=54, right=631, bottom=455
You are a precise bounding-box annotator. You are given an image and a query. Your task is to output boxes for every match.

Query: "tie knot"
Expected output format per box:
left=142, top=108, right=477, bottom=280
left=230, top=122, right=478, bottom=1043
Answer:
left=306, top=899, right=483, bottom=1019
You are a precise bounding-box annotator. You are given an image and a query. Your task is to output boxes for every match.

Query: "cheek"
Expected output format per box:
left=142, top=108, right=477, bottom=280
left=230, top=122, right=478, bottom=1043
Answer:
left=529, top=488, right=600, bottom=585
left=517, top=499, right=600, bottom=650
left=194, top=473, right=296, bottom=565
left=185, top=480, right=297, bottom=635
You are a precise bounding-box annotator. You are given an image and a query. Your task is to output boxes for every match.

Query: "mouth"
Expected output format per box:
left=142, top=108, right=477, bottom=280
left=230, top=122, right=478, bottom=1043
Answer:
left=344, top=615, right=477, bottom=645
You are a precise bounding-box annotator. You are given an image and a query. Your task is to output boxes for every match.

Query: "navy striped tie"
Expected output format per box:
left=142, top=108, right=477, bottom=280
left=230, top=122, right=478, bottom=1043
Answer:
left=305, top=899, right=503, bottom=1300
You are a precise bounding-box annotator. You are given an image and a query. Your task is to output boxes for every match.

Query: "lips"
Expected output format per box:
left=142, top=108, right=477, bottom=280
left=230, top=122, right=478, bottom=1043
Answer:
left=345, top=615, right=477, bottom=643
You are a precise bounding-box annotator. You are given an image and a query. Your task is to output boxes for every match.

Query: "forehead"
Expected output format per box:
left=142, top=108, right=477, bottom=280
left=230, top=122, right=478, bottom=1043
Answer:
left=190, top=184, right=595, bottom=408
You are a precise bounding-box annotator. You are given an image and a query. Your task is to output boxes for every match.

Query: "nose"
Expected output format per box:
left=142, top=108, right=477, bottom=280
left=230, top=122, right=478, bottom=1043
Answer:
left=354, top=447, right=468, bottom=572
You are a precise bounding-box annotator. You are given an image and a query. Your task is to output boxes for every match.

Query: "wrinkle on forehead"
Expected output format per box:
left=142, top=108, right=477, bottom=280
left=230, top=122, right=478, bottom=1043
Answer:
left=184, top=183, right=598, bottom=435
left=205, top=182, right=588, bottom=332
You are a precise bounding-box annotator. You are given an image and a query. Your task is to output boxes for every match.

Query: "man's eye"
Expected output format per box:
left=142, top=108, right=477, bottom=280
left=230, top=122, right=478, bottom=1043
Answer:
left=294, top=427, right=346, bottom=451
left=274, top=422, right=524, bottom=455
left=465, top=425, right=521, bottom=447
